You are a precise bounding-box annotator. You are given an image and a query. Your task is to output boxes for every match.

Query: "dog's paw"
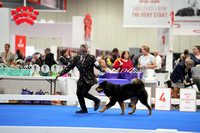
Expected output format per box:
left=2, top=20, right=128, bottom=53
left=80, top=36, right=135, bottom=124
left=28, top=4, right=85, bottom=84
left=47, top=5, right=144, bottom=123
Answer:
left=128, top=112, right=133, bottom=115
left=148, top=111, right=152, bottom=115
left=99, top=109, right=105, bottom=113
left=120, top=112, right=125, bottom=115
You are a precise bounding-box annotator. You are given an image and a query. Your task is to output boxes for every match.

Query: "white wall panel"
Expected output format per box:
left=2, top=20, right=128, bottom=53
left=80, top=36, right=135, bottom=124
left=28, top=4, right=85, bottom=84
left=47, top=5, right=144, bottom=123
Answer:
left=87, top=0, right=97, bottom=47
left=26, top=38, right=36, bottom=47
left=147, top=28, right=157, bottom=52
left=35, top=38, right=46, bottom=53
left=37, top=12, right=47, bottom=22
left=191, top=36, right=200, bottom=50
left=56, top=12, right=68, bottom=22
left=137, top=28, right=148, bottom=48
left=116, top=0, right=128, bottom=51
left=96, top=0, right=108, bottom=50
left=46, top=12, right=57, bottom=22
left=173, top=36, right=200, bottom=53
left=65, top=0, right=78, bottom=22
left=173, top=36, right=180, bottom=53
left=77, top=0, right=88, bottom=16
left=179, top=36, right=191, bottom=53
left=106, top=0, right=118, bottom=51
left=127, top=29, right=138, bottom=50
left=0, top=8, right=11, bottom=53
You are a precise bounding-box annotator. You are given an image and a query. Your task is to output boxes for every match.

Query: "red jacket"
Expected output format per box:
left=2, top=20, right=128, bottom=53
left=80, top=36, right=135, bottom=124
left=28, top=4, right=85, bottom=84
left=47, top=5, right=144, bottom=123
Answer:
left=112, top=59, right=133, bottom=71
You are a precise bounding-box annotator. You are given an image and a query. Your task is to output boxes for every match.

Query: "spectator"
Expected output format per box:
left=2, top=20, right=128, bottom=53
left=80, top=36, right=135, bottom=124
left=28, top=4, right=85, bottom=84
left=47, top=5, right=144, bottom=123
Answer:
left=113, top=51, right=122, bottom=65
left=0, top=56, right=5, bottom=64
left=138, top=45, right=157, bottom=78
left=111, top=48, right=120, bottom=64
left=24, top=56, right=33, bottom=66
left=170, top=59, right=195, bottom=99
left=191, top=65, right=200, bottom=91
left=58, top=49, right=71, bottom=66
left=113, top=50, right=133, bottom=72
left=190, top=45, right=200, bottom=66
left=176, top=49, right=190, bottom=66
left=35, top=54, right=44, bottom=67
left=130, top=54, right=135, bottom=66
left=134, top=49, right=143, bottom=69
left=15, top=49, right=25, bottom=61
left=44, top=48, right=57, bottom=68
left=0, top=43, right=15, bottom=67
left=154, top=50, right=162, bottom=70
left=106, top=55, right=112, bottom=69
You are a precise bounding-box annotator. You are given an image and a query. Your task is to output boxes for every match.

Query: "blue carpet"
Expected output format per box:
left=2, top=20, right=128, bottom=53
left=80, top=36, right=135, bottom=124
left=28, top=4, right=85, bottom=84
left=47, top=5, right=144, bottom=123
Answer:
left=0, top=105, right=200, bottom=132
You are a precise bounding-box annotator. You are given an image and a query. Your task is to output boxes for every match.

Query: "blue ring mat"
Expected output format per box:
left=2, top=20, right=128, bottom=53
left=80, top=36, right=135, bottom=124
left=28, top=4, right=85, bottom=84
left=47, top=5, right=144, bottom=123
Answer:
left=0, top=105, right=199, bottom=132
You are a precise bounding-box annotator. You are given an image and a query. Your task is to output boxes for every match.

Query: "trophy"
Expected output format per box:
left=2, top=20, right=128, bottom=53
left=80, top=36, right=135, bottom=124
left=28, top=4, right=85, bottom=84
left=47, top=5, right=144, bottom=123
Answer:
left=51, top=64, right=60, bottom=77
left=41, top=64, right=50, bottom=76
left=31, top=64, right=40, bottom=76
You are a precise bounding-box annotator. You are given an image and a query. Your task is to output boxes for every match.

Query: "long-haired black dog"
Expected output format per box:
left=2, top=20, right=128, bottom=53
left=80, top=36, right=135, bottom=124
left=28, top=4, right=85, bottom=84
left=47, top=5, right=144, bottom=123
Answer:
left=96, top=78, right=152, bottom=115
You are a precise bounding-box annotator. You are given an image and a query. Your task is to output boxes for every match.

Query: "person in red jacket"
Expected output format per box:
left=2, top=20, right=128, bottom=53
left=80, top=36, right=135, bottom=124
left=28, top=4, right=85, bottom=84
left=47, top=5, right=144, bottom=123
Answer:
left=112, top=50, right=133, bottom=72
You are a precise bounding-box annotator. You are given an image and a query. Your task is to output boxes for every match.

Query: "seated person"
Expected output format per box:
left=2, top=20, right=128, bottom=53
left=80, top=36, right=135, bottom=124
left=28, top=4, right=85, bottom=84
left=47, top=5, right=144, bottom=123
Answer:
left=95, top=59, right=111, bottom=78
left=190, top=45, right=200, bottom=66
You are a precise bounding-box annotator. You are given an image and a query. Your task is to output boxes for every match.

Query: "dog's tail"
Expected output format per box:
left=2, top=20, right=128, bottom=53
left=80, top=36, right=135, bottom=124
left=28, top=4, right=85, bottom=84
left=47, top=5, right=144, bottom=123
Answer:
left=132, top=78, right=145, bottom=88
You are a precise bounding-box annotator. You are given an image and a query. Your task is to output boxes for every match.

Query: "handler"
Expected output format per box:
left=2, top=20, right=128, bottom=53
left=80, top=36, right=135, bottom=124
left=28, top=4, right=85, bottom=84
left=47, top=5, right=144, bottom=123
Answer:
left=170, top=59, right=195, bottom=99
left=56, top=44, right=103, bottom=113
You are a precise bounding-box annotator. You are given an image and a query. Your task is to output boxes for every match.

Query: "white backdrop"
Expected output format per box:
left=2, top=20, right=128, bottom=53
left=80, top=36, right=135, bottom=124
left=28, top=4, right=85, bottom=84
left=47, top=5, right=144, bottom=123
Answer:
left=0, top=8, right=11, bottom=54
left=123, top=0, right=170, bottom=27
left=10, top=22, right=72, bottom=47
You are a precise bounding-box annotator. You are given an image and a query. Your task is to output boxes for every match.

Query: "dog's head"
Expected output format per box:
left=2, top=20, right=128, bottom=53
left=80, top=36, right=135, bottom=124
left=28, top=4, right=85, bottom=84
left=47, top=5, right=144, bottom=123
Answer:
left=96, top=81, right=109, bottom=93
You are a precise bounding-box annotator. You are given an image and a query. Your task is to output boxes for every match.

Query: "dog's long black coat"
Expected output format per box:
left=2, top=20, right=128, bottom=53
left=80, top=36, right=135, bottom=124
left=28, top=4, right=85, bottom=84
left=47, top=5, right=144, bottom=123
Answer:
left=96, top=79, right=152, bottom=115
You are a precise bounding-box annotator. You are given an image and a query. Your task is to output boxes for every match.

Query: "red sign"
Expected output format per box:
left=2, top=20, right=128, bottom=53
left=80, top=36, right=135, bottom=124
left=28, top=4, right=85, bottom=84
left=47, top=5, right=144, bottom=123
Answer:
left=15, top=35, right=26, bottom=57
left=84, top=14, right=92, bottom=40
left=11, top=6, right=39, bottom=25
left=28, top=0, right=41, bottom=4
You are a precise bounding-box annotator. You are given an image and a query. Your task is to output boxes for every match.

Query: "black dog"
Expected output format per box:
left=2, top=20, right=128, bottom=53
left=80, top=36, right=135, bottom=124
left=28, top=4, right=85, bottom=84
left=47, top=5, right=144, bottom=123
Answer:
left=96, top=79, right=152, bottom=115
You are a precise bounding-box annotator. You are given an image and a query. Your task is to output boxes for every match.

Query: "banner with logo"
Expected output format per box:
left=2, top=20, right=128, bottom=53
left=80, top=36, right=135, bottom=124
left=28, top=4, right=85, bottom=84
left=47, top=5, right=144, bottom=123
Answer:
left=123, top=0, right=170, bottom=27
left=15, top=35, right=26, bottom=57
left=173, top=0, right=200, bottom=28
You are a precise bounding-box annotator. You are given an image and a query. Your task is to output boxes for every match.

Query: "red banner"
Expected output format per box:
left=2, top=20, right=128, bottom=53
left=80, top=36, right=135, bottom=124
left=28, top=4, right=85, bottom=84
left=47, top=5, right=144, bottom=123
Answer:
left=15, top=35, right=26, bottom=57
left=28, top=0, right=41, bottom=4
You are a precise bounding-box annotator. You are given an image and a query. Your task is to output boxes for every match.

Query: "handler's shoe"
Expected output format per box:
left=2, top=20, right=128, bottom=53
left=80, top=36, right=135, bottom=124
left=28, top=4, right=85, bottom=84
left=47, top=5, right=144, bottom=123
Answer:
left=94, top=99, right=101, bottom=111
left=75, top=110, right=88, bottom=113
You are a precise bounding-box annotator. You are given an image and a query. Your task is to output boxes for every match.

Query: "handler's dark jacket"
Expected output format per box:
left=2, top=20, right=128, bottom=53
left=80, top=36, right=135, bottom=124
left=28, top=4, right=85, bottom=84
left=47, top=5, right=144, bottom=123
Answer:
left=170, top=61, right=192, bottom=83
left=60, top=54, right=103, bottom=85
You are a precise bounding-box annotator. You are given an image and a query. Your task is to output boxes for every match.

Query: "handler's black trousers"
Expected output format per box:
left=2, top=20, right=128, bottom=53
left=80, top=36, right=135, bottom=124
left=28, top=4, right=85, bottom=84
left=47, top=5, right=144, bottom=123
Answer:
left=77, top=81, right=99, bottom=111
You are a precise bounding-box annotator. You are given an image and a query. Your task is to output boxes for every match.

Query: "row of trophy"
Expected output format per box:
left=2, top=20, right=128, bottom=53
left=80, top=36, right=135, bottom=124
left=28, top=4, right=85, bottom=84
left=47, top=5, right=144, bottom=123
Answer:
left=32, top=64, right=62, bottom=76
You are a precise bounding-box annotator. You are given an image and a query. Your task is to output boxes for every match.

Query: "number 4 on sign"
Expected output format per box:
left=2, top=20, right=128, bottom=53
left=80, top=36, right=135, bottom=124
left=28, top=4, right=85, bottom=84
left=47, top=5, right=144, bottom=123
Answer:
left=155, top=87, right=171, bottom=111
left=159, top=93, right=166, bottom=102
